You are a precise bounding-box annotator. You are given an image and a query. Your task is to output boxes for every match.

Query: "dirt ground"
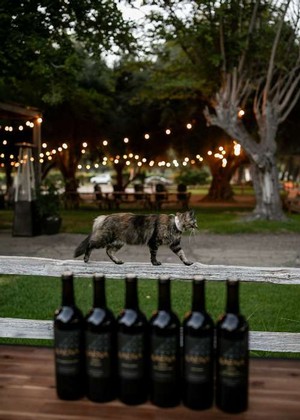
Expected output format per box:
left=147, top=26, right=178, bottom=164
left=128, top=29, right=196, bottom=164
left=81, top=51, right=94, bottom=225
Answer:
left=0, top=231, right=299, bottom=268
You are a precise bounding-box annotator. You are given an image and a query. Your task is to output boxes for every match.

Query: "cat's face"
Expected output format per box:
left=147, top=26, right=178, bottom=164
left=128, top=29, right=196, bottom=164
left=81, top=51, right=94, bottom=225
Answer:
left=178, top=210, right=198, bottom=230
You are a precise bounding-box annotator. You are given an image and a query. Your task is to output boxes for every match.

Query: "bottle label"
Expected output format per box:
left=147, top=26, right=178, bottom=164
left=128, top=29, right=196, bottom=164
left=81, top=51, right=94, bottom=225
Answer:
left=85, top=331, right=112, bottom=379
left=184, top=335, right=212, bottom=383
left=151, top=334, right=177, bottom=382
left=54, top=329, right=82, bottom=376
left=218, top=337, right=248, bottom=386
left=118, top=332, right=144, bottom=379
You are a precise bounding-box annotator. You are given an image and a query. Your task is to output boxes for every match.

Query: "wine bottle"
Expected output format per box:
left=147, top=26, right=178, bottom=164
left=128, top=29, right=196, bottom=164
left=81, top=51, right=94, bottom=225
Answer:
left=149, top=276, right=181, bottom=408
left=116, top=274, right=148, bottom=405
left=182, top=277, right=214, bottom=410
left=85, top=274, right=116, bottom=402
left=54, top=272, right=84, bottom=400
left=216, top=279, right=249, bottom=413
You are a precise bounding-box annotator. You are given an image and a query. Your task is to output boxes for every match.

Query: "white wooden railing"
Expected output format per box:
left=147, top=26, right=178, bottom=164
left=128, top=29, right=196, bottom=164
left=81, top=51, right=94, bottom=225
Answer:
left=1, top=255, right=300, bottom=353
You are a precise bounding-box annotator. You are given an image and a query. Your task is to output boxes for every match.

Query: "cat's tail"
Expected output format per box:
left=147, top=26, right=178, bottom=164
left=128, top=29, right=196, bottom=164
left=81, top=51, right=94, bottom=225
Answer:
left=74, top=235, right=91, bottom=258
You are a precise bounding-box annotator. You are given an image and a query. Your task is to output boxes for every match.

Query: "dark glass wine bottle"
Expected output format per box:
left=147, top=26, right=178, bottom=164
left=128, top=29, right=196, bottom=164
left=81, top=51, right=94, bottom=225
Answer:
left=116, top=274, right=148, bottom=405
left=182, top=277, right=214, bottom=410
left=149, top=276, right=181, bottom=408
left=54, top=272, right=84, bottom=400
left=85, top=274, right=116, bottom=402
left=216, top=279, right=249, bottom=413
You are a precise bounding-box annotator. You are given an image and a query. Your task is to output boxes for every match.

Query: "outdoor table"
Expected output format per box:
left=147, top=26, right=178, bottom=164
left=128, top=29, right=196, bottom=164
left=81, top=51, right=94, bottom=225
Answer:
left=1, top=344, right=300, bottom=419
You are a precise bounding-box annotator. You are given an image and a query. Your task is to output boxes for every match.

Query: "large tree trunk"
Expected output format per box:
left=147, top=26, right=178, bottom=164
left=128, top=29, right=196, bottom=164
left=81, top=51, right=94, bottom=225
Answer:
left=204, top=99, right=287, bottom=220
left=204, top=146, right=247, bottom=201
left=206, top=171, right=234, bottom=201
left=57, top=148, right=80, bottom=209
left=204, top=162, right=234, bottom=201
left=250, top=156, right=285, bottom=220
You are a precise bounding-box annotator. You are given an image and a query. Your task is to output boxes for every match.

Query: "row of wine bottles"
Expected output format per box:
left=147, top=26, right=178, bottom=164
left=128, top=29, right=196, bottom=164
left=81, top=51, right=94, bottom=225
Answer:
left=54, top=273, right=249, bottom=413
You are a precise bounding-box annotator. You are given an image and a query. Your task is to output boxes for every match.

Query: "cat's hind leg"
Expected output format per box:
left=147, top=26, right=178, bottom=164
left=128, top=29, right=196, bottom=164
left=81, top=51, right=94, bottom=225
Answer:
left=84, top=236, right=106, bottom=263
left=148, top=242, right=161, bottom=266
left=106, top=241, right=124, bottom=264
left=83, top=242, right=93, bottom=263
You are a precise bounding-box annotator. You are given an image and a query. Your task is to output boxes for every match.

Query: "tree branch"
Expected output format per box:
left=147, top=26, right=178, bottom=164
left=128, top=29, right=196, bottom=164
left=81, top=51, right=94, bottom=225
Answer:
left=238, top=0, right=260, bottom=75
left=264, top=0, right=291, bottom=106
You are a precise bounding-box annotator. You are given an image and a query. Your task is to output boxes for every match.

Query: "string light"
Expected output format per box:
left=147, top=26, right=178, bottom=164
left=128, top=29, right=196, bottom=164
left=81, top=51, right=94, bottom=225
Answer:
left=234, top=141, right=241, bottom=156
left=0, top=118, right=243, bottom=171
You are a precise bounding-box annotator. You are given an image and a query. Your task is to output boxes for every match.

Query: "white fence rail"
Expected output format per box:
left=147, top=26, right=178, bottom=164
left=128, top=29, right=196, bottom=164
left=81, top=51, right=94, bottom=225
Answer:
left=1, top=256, right=300, bottom=284
left=1, top=256, right=300, bottom=353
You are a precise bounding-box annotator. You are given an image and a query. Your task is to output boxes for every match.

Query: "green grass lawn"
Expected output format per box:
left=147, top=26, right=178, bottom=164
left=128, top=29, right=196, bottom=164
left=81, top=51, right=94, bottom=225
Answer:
left=58, top=208, right=300, bottom=234
left=0, top=275, right=299, bottom=358
left=2, top=207, right=300, bottom=235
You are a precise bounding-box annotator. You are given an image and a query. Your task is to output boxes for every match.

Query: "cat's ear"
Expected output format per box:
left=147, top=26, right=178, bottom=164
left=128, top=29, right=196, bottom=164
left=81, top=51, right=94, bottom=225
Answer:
left=189, top=209, right=195, bottom=216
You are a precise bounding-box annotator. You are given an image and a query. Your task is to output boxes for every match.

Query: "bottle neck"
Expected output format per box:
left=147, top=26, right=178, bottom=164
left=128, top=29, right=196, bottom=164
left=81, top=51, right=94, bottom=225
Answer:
left=226, top=280, right=240, bottom=314
left=192, top=279, right=205, bottom=312
left=61, top=274, right=75, bottom=307
left=158, top=279, right=171, bottom=311
left=125, top=276, right=139, bottom=310
left=93, top=275, right=106, bottom=308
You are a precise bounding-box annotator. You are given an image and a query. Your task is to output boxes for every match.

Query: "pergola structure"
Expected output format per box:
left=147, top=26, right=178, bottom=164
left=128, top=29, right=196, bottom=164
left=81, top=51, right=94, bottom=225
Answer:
left=0, top=102, right=42, bottom=183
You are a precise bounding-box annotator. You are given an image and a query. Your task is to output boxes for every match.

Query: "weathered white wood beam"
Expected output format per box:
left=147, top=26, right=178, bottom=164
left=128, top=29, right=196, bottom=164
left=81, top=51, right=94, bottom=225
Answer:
left=1, top=318, right=299, bottom=353
left=1, top=256, right=300, bottom=284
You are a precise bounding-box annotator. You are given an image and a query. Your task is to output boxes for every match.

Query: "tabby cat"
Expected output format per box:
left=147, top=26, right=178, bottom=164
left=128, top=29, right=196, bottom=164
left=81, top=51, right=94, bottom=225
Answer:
left=74, top=210, right=197, bottom=266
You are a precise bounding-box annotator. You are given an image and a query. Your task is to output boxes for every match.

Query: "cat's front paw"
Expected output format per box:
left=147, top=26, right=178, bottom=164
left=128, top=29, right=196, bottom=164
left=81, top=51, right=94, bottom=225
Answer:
left=84, top=256, right=89, bottom=263
left=184, top=261, right=194, bottom=266
left=152, top=260, right=162, bottom=266
left=114, top=260, right=124, bottom=265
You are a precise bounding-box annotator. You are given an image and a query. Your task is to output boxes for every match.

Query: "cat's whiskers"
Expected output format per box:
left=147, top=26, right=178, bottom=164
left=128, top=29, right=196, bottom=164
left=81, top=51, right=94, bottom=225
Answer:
left=188, top=228, right=196, bottom=242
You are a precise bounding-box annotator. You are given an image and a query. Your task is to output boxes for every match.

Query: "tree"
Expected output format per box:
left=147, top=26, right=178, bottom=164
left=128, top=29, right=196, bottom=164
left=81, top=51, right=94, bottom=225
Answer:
left=0, top=0, right=136, bottom=193
left=124, top=7, right=249, bottom=200
left=141, top=0, right=300, bottom=218
left=203, top=0, right=300, bottom=220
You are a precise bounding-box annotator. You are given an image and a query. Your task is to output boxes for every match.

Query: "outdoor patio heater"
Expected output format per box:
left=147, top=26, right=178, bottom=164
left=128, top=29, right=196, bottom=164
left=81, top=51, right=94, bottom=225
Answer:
left=13, top=142, right=39, bottom=236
